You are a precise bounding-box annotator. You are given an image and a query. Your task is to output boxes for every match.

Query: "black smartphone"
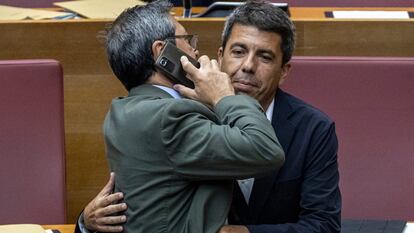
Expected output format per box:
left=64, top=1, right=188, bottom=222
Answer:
left=155, top=41, right=200, bottom=89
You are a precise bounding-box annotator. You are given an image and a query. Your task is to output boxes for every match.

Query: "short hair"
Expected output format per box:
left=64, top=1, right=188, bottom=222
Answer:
left=106, top=0, right=175, bottom=91
left=221, top=0, right=296, bottom=65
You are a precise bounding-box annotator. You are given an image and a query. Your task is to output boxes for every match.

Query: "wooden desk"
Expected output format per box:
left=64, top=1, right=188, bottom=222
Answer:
left=42, top=224, right=75, bottom=233
left=290, top=7, right=414, bottom=57
left=1, top=7, right=414, bottom=223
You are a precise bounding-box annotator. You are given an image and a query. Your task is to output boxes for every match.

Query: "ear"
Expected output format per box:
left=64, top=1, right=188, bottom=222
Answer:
left=152, top=40, right=165, bottom=60
left=278, top=62, right=291, bottom=86
left=217, top=47, right=224, bottom=67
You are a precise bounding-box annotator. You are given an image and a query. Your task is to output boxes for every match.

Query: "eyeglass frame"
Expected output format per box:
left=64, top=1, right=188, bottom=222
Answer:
left=164, top=34, right=198, bottom=50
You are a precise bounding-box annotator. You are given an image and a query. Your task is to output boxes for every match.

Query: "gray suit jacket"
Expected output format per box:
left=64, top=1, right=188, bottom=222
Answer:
left=104, top=84, right=285, bottom=233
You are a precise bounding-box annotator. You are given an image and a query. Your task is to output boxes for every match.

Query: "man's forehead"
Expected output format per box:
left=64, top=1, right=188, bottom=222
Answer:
left=230, top=24, right=280, bottom=39
left=172, top=17, right=187, bottom=34
left=227, top=24, right=282, bottom=50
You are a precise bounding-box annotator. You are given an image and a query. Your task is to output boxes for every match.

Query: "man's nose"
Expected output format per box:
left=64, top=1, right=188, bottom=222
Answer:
left=241, top=54, right=256, bottom=74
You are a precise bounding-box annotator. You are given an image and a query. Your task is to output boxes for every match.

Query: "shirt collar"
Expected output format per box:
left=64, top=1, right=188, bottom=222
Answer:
left=153, top=85, right=182, bottom=99
left=265, top=98, right=275, bottom=121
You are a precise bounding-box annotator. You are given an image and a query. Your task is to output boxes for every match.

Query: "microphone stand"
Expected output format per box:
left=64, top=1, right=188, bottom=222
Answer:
left=182, top=0, right=192, bottom=18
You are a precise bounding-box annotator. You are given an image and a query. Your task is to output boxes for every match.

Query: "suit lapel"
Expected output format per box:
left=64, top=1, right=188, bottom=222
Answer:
left=271, top=89, right=296, bottom=156
left=229, top=181, right=249, bottom=223
left=246, top=89, right=296, bottom=223
left=247, top=172, right=277, bottom=223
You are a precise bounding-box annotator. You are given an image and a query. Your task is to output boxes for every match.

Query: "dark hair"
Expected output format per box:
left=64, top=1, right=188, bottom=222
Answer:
left=106, top=0, right=175, bottom=91
left=221, top=0, right=296, bottom=65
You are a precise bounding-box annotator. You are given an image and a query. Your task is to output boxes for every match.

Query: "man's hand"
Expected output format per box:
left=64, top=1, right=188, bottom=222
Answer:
left=219, top=225, right=250, bottom=233
left=175, top=55, right=235, bottom=107
left=83, top=172, right=127, bottom=232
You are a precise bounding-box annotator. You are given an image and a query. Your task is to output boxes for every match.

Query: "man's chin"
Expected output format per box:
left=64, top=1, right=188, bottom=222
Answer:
left=235, top=90, right=252, bottom=97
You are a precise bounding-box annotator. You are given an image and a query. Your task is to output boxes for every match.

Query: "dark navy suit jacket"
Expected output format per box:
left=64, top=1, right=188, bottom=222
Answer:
left=228, top=89, right=341, bottom=233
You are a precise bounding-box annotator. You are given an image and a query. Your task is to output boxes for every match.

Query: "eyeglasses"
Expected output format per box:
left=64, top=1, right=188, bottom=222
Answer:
left=165, top=34, right=198, bottom=50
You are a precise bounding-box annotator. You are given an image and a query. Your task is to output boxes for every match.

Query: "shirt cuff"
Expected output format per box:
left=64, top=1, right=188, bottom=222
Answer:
left=77, top=213, right=93, bottom=233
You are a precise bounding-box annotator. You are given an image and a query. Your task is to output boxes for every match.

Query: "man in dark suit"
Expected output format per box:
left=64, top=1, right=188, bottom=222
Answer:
left=76, top=1, right=341, bottom=233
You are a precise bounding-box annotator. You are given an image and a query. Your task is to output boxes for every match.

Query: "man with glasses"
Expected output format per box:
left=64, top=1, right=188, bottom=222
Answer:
left=167, top=34, right=198, bottom=49
left=82, top=1, right=285, bottom=233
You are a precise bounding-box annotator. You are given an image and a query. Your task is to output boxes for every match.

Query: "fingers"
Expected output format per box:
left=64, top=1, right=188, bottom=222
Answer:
left=198, top=56, right=221, bottom=73
left=98, top=172, right=116, bottom=196
left=179, top=54, right=233, bottom=106
left=96, top=215, right=127, bottom=225
left=92, top=203, right=127, bottom=232
left=181, top=55, right=220, bottom=82
left=210, top=59, right=219, bottom=70
left=180, top=56, right=199, bottom=79
left=199, top=56, right=220, bottom=72
left=98, top=192, right=124, bottom=207
left=174, top=84, right=197, bottom=100
left=198, top=55, right=211, bottom=68
left=95, top=224, right=124, bottom=233
left=96, top=203, right=128, bottom=217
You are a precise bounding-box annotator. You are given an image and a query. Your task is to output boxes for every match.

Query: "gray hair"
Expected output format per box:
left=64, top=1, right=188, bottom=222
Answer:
left=106, top=0, right=175, bottom=90
left=221, top=0, right=296, bottom=65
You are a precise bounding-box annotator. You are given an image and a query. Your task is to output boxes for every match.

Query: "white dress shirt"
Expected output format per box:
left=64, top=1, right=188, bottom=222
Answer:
left=237, top=98, right=274, bottom=204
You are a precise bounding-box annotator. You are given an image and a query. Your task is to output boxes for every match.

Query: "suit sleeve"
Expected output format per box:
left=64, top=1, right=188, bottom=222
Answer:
left=74, top=212, right=92, bottom=233
left=247, top=123, right=341, bottom=233
left=161, top=95, right=285, bottom=180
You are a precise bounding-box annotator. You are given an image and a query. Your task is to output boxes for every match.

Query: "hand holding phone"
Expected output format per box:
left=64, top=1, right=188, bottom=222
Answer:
left=178, top=55, right=235, bottom=107
left=155, top=41, right=200, bottom=88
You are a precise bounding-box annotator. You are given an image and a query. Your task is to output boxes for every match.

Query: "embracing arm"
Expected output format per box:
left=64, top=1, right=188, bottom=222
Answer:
left=161, top=94, right=285, bottom=180
left=75, top=173, right=127, bottom=233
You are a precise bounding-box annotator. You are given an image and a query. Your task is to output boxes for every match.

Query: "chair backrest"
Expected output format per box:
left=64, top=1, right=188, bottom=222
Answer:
left=0, top=59, right=66, bottom=224
left=283, top=56, right=414, bottom=220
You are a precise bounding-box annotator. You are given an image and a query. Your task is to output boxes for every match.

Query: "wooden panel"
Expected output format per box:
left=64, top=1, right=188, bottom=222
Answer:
left=64, top=74, right=126, bottom=222
left=290, top=7, right=414, bottom=19
left=181, top=19, right=224, bottom=58
left=0, top=20, right=111, bottom=75
left=1, top=7, right=414, bottom=223
left=295, top=20, right=414, bottom=57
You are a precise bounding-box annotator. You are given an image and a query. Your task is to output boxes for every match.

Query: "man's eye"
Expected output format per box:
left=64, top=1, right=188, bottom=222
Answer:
left=232, top=50, right=244, bottom=56
left=260, top=55, right=273, bottom=62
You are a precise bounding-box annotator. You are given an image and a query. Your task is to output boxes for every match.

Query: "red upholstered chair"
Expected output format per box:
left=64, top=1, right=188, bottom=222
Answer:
left=0, top=0, right=70, bottom=8
left=0, top=59, right=66, bottom=224
left=283, top=56, right=414, bottom=220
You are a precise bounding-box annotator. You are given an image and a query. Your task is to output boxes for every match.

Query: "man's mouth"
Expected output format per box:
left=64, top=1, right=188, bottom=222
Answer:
left=233, top=80, right=257, bottom=93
